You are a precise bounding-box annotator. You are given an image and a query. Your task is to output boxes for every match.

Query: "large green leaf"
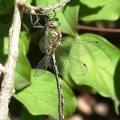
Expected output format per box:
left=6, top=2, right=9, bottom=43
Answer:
left=80, top=0, right=120, bottom=21
left=80, top=0, right=110, bottom=8
left=0, top=28, right=31, bottom=90
left=0, top=23, right=9, bottom=36
left=59, top=0, right=79, bottom=36
left=7, top=117, right=10, bottom=120
left=36, top=0, right=61, bottom=6
left=62, top=33, right=120, bottom=113
left=4, top=0, right=15, bottom=9
left=35, top=0, right=79, bottom=36
left=14, top=70, right=76, bottom=119
left=19, top=32, right=30, bottom=55
left=0, top=23, right=9, bottom=64
left=20, top=108, right=43, bottom=120
left=15, top=32, right=31, bottom=90
left=26, top=0, right=33, bottom=3
left=0, top=0, right=15, bottom=14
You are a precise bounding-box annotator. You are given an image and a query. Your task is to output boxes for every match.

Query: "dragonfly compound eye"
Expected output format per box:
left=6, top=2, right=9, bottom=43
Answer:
left=52, top=20, right=61, bottom=27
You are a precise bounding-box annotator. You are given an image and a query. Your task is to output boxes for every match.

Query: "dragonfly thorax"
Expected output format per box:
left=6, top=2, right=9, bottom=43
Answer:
left=45, top=29, right=61, bottom=54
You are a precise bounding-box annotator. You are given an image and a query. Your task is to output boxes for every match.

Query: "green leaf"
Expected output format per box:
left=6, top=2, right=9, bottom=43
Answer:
left=36, top=0, right=61, bottom=6
left=80, top=0, right=120, bottom=21
left=59, top=0, right=79, bottom=36
left=0, top=0, right=15, bottom=14
left=80, top=0, right=110, bottom=8
left=0, top=23, right=9, bottom=64
left=63, top=33, right=120, bottom=113
left=0, top=37, right=8, bottom=63
left=4, top=0, right=15, bottom=9
left=7, top=117, right=10, bottom=120
left=20, top=108, right=43, bottom=120
left=0, top=29, right=31, bottom=90
left=19, top=32, right=30, bottom=55
left=26, top=0, right=33, bottom=3
left=0, top=23, right=9, bottom=36
left=15, top=32, right=31, bottom=90
left=14, top=70, right=76, bottom=119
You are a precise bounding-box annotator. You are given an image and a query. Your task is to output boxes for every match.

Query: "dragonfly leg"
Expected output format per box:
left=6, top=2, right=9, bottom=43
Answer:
left=30, top=10, right=45, bottom=29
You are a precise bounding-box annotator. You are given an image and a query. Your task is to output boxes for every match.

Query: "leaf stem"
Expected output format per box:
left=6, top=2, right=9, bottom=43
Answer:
left=78, top=25, right=120, bottom=33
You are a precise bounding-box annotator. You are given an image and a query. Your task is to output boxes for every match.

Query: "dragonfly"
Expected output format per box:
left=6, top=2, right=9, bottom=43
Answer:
left=30, top=10, right=100, bottom=120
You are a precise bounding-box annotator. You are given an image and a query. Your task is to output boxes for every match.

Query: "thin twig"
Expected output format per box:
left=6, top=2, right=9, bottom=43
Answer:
left=18, top=0, right=70, bottom=12
left=78, top=25, right=120, bottom=33
left=0, top=0, right=24, bottom=120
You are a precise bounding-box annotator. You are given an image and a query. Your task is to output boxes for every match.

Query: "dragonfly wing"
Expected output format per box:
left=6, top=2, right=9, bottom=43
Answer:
left=39, top=36, right=47, bottom=53
left=59, top=37, right=73, bottom=55
left=39, top=32, right=56, bottom=53
left=79, top=40, right=100, bottom=56
left=68, top=56, right=87, bottom=76
left=55, top=37, right=100, bottom=76
left=34, top=55, right=50, bottom=77
left=55, top=50, right=87, bottom=76
left=60, top=37, right=100, bottom=56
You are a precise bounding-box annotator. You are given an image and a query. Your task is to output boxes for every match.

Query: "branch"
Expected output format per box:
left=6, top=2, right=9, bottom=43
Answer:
left=78, top=25, right=120, bottom=33
left=18, top=0, right=70, bottom=12
left=0, top=0, right=24, bottom=119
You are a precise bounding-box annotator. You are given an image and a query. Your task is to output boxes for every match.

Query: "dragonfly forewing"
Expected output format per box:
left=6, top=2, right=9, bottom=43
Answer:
left=39, top=36, right=48, bottom=53
left=79, top=40, right=100, bottom=56
left=59, top=37, right=100, bottom=56
left=54, top=37, right=100, bottom=77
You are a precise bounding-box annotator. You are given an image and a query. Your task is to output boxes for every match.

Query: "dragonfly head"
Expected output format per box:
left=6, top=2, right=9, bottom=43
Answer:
left=49, top=17, right=61, bottom=28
